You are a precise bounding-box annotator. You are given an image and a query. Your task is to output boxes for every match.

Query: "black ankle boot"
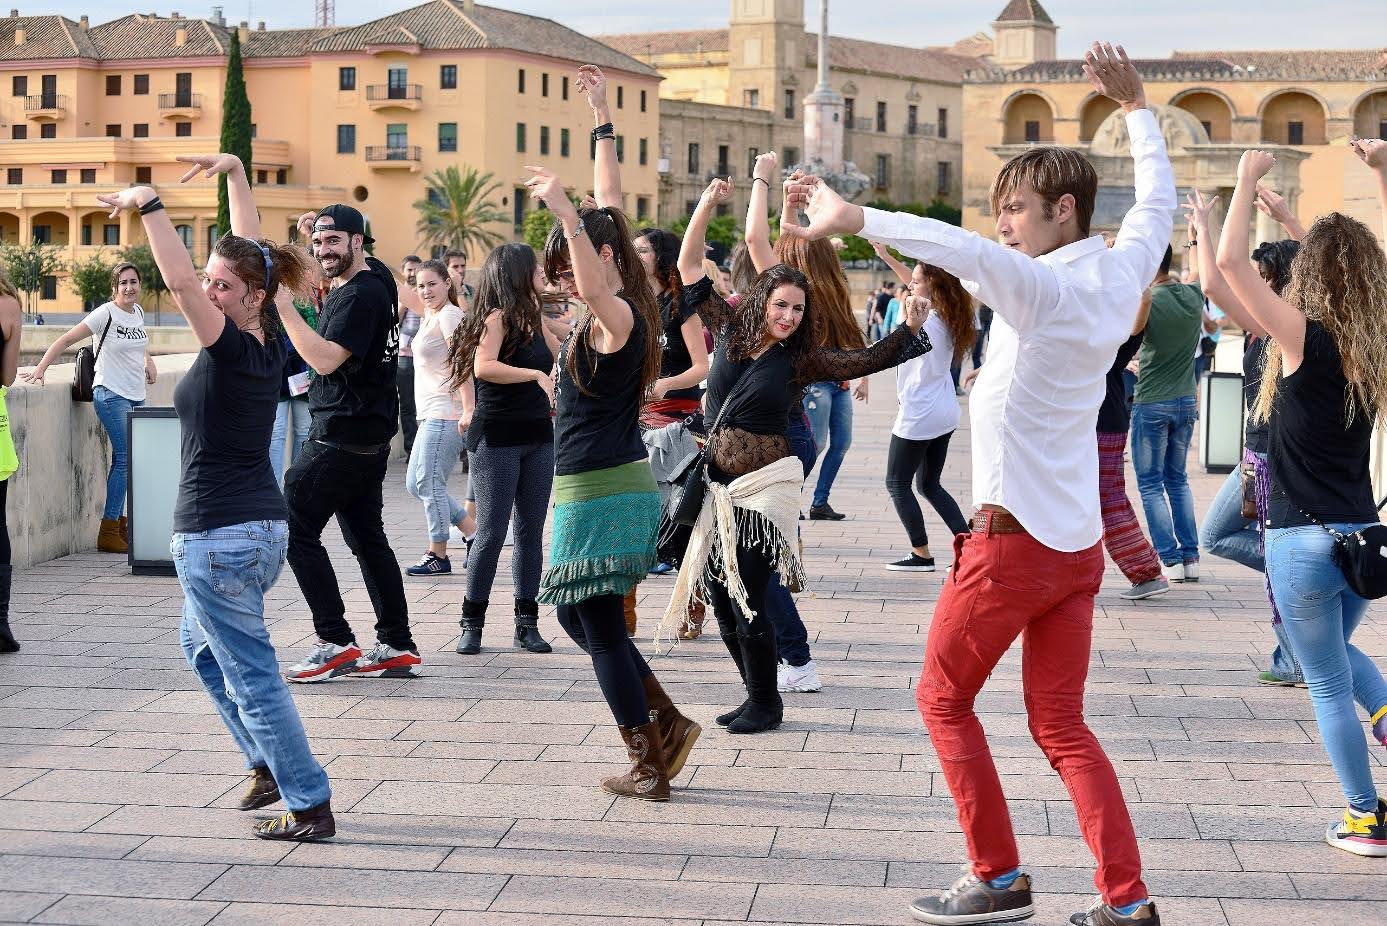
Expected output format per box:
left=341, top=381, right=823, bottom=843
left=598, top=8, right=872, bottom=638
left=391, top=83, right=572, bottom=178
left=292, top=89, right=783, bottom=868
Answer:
left=715, top=631, right=750, bottom=726
left=727, top=632, right=783, bottom=734
left=512, top=598, right=552, bottom=654
left=0, top=565, right=15, bottom=654
left=456, top=598, right=487, bottom=655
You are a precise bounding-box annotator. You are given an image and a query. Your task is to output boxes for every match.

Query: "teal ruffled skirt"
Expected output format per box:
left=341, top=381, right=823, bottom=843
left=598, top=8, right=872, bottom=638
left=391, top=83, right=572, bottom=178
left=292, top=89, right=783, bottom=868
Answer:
left=538, top=460, right=660, bottom=605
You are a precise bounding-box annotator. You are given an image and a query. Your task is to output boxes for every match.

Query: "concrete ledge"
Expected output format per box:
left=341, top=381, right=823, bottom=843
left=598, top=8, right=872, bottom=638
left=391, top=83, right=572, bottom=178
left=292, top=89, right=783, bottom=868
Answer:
left=5, top=353, right=198, bottom=568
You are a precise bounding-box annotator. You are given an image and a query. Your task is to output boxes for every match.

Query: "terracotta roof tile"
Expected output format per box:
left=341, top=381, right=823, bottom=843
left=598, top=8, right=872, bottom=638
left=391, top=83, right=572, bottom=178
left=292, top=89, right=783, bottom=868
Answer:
left=0, top=15, right=95, bottom=61
left=596, top=29, right=730, bottom=60
left=994, top=0, right=1054, bottom=25
left=88, top=14, right=225, bottom=60
left=975, top=49, right=1387, bottom=83
left=241, top=28, right=335, bottom=59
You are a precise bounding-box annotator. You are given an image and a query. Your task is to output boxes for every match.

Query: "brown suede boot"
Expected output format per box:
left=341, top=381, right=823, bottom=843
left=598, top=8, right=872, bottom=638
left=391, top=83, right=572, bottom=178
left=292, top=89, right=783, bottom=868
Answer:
left=237, top=766, right=281, bottom=811
left=117, top=515, right=129, bottom=544
left=641, top=673, right=700, bottom=779
left=601, top=720, right=670, bottom=801
left=623, top=587, right=638, bottom=637
left=678, top=598, right=706, bottom=640
left=251, top=800, right=335, bottom=841
left=97, top=519, right=128, bottom=554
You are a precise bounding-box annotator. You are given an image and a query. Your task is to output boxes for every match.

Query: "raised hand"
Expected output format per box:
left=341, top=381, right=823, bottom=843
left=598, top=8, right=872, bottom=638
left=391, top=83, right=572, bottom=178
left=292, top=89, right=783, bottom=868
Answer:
left=902, top=293, right=930, bottom=333
left=752, top=151, right=778, bottom=185
left=1182, top=189, right=1220, bottom=231
left=1081, top=42, right=1145, bottom=112
left=780, top=175, right=866, bottom=240
left=1351, top=137, right=1387, bottom=171
left=175, top=153, right=245, bottom=183
left=1237, top=150, right=1276, bottom=184
left=576, top=65, right=609, bottom=117
left=1254, top=186, right=1294, bottom=224
left=700, top=177, right=733, bottom=207
left=523, top=166, right=576, bottom=221
left=96, top=187, right=154, bottom=219
left=297, top=211, right=317, bottom=239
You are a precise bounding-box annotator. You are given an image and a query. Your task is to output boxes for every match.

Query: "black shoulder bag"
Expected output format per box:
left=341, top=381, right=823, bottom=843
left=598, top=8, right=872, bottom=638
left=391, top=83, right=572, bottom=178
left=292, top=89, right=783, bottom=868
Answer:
left=1295, top=502, right=1387, bottom=600
left=71, top=314, right=114, bottom=402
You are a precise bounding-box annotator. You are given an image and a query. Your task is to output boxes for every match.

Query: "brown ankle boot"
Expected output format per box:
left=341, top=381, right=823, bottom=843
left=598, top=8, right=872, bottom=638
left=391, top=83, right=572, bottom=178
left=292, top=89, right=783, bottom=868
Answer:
left=641, top=673, right=700, bottom=779
left=601, top=720, right=670, bottom=801
left=678, top=598, right=706, bottom=640
left=623, top=587, right=638, bottom=637
left=117, top=515, right=129, bottom=544
left=251, top=800, right=335, bottom=841
left=97, top=519, right=128, bottom=554
left=237, top=766, right=281, bottom=811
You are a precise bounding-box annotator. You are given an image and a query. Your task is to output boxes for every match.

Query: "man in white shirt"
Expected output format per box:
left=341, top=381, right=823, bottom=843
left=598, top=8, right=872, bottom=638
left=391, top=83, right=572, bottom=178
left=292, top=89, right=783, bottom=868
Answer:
left=785, top=43, right=1172, bottom=926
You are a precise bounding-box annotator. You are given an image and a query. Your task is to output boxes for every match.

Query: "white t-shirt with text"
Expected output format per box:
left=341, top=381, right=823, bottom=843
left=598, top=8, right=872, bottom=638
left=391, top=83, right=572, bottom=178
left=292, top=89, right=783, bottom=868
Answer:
left=83, top=302, right=148, bottom=402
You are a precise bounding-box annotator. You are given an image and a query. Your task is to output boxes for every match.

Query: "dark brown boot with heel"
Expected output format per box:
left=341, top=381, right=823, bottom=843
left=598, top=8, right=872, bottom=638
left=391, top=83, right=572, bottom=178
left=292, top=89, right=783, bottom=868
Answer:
left=601, top=720, right=670, bottom=801
left=641, top=673, right=700, bottom=778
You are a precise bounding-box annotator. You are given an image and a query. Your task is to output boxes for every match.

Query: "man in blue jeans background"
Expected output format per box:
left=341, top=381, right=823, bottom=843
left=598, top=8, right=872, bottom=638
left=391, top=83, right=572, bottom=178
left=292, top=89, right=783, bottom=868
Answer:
left=1131, top=245, right=1203, bottom=582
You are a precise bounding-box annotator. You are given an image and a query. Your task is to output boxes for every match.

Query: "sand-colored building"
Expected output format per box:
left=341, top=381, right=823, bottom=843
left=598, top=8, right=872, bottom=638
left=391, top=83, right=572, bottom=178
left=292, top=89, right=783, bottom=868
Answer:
left=0, top=2, right=659, bottom=313
left=961, top=0, right=1387, bottom=252
left=599, top=0, right=984, bottom=226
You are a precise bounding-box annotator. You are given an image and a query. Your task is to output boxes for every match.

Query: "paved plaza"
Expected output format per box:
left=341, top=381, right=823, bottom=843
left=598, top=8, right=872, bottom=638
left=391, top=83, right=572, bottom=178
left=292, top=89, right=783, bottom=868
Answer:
left=0, top=369, right=1382, bottom=925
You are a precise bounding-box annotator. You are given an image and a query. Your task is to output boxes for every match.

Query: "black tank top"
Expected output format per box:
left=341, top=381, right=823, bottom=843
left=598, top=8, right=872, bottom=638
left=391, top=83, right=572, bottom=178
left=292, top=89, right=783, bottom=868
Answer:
left=470, top=327, right=554, bottom=450
left=554, top=302, right=647, bottom=476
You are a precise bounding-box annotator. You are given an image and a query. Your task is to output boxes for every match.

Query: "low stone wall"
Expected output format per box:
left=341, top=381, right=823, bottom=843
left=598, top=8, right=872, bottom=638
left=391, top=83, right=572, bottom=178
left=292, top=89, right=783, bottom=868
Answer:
left=19, top=325, right=204, bottom=366
left=4, top=353, right=198, bottom=568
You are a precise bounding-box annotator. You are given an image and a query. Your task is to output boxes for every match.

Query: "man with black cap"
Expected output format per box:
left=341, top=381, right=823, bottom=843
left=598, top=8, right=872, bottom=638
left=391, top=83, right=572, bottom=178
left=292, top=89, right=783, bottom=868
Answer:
left=277, top=204, right=422, bottom=683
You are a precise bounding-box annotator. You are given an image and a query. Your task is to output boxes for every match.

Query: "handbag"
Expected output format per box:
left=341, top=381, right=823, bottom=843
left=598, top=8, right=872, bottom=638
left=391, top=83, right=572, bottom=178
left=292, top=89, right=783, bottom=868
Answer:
left=1239, top=462, right=1258, bottom=520
left=71, top=313, right=114, bottom=402
left=1295, top=504, right=1387, bottom=600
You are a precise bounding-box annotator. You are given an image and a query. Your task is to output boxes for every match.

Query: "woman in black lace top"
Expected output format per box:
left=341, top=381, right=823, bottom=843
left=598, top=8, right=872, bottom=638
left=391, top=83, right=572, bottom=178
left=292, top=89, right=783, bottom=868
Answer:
left=664, top=258, right=930, bottom=734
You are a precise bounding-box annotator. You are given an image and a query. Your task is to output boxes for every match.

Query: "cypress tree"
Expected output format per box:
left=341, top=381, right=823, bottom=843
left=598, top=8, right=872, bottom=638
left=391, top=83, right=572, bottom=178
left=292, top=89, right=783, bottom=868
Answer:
left=216, top=30, right=253, bottom=237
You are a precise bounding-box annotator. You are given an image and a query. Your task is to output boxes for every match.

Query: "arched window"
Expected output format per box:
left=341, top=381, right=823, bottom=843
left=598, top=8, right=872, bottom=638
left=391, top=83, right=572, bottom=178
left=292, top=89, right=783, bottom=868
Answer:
left=1261, top=91, right=1327, bottom=146
left=1079, top=95, right=1120, bottom=143
left=175, top=224, right=193, bottom=252
left=1003, top=92, right=1054, bottom=144
left=1353, top=90, right=1387, bottom=142
left=1171, top=90, right=1234, bottom=142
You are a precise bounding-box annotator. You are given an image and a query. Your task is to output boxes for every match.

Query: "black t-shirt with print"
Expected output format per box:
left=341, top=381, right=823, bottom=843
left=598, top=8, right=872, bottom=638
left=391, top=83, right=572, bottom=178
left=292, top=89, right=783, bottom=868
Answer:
left=657, top=288, right=702, bottom=402
left=308, top=257, right=400, bottom=444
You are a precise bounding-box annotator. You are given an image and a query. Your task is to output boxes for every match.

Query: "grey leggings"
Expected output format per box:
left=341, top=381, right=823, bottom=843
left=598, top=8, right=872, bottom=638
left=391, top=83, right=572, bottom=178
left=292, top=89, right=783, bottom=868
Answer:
left=465, top=436, right=555, bottom=603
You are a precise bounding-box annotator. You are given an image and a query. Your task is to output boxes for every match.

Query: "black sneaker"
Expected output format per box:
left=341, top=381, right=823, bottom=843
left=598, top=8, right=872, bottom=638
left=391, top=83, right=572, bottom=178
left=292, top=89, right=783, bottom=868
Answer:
left=910, top=870, right=1034, bottom=924
left=1069, top=898, right=1160, bottom=925
left=809, top=504, right=846, bottom=521
left=886, top=554, right=936, bottom=572
left=406, top=552, right=451, bottom=577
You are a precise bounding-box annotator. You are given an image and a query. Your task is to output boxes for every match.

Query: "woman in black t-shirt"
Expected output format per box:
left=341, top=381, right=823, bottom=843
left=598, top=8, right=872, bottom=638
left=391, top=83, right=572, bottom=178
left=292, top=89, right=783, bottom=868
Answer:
left=1217, top=149, right=1387, bottom=856
left=526, top=164, right=701, bottom=803
left=445, top=243, right=563, bottom=657
left=98, top=153, right=335, bottom=843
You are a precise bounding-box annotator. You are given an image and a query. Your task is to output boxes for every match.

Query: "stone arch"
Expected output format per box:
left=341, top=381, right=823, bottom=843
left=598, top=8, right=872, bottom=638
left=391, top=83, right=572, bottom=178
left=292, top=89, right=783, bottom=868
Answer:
left=1169, top=88, right=1236, bottom=143
left=1002, top=89, right=1056, bottom=144
left=0, top=211, right=18, bottom=245
left=1352, top=88, right=1387, bottom=140
left=28, top=210, right=70, bottom=247
left=1078, top=93, right=1121, bottom=143
left=1259, top=89, right=1329, bottom=145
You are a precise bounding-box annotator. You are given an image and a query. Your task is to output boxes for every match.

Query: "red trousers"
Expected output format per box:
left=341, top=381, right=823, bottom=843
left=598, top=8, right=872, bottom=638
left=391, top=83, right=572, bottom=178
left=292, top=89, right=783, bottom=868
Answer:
left=1097, top=431, right=1162, bottom=585
left=916, top=522, right=1148, bottom=907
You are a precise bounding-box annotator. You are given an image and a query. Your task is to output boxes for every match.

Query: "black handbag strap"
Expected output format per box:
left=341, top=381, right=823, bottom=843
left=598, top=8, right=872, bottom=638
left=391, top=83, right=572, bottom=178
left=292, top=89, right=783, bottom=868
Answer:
left=705, top=348, right=774, bottom=439
left=92, top=313, right=114, bottom=361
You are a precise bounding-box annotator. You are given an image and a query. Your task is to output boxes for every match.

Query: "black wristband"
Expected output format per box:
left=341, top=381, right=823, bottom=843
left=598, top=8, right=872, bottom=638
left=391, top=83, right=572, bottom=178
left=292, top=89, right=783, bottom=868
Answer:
left=752, top=177, right=769, bottom=188
left=591, top=122, right=614, bottom=143
left=138, top=196, right=165, bottom=216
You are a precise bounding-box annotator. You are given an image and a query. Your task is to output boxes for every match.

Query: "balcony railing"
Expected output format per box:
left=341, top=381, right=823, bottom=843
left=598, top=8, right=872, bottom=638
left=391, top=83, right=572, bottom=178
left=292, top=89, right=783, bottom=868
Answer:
left=365, top=84, right=422, bottom=102
left=906, top=122, right=938, bottom=138
left=24, top=94, right=66, bottom=115
left=365, top=145, right=421, bottom=163
left=158, top=92, right=202, bottom=110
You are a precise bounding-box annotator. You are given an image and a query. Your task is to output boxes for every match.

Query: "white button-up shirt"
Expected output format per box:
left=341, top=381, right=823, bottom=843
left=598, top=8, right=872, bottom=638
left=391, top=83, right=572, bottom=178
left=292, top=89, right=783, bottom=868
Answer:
left=862, top=108, right=1175, bottom=552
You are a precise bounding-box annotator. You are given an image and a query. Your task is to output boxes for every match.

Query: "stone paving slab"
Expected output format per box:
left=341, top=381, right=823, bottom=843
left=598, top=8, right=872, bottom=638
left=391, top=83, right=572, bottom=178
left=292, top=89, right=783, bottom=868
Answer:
left=1, top=368, right=1383, bottom=922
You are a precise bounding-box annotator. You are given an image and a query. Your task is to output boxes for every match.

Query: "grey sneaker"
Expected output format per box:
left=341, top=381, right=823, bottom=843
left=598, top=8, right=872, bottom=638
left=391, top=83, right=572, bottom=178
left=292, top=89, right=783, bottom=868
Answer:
left=1069, top=898, right=1160, bottom=925
left=910, top=870, right=1034, bottom=924
left=1119, top=577, right=1169, bottom=600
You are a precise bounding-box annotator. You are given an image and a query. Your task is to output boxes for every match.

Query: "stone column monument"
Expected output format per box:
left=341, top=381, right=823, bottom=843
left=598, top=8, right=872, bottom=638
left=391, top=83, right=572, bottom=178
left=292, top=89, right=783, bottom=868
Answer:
left=793, top=0, right=869, bottom=201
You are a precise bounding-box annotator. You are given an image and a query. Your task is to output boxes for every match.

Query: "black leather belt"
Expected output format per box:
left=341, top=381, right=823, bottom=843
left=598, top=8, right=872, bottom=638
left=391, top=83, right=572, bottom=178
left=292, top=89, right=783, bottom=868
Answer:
left=312, top=439, right=390, bottom=456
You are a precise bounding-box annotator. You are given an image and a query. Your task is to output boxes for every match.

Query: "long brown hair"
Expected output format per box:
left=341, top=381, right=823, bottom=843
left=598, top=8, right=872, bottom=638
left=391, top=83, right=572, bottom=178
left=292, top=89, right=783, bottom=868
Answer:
left=1253, top=212, right=1387, bottom=426
left=544, top=205, right=660, bottom=396
left=212, top=235, right=317, bottom=338
left=415, top=258, right=459, bottom=308
left=725, top=264, right=823, bottom=379
left=447, top=243, right=541, bottom=391
left=915, top=263, right=975, bottom=364
left=775, top=235, right=864, bottom=350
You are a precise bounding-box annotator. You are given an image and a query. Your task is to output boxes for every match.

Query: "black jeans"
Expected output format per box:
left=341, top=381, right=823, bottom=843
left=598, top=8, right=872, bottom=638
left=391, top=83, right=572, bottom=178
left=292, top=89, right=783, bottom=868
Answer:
left=396, top=357, right=417, bottom=454
left=285, top=440, right=413, bottom=650
left=557, top=594, right=652, bottom=728
left=885, top=432, right=969, bottom=549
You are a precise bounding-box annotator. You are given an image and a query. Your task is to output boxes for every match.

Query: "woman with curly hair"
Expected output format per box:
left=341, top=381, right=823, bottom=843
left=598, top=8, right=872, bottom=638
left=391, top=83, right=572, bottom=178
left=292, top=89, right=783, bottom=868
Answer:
left=526, top=162, right=700, bottom=803
left=1217, top=146, right=1387, bottom=857
left=880, top=261, right=975, bottom=572
left=97, top=153, right=334, bottom=841
left=447, top=244, right=560, bottom=655
left=669, top=177, right=932, bottom=734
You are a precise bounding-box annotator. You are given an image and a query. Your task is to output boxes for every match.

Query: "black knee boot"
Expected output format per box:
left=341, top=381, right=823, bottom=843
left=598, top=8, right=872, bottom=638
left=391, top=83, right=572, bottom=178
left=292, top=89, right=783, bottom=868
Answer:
left=716, top=632, right=751, bottom=726
left=513, top=598, right=552, bottom=654
left=456, top=598, right=486, bottom=655
left=0, top=565, right=15, bottom=654
left=727, top=632, right=783, bottom=734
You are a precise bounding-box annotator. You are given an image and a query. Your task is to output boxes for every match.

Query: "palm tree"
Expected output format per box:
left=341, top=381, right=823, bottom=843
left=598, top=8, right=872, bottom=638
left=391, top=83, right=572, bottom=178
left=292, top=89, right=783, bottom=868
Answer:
left=413, top=166, right=509, bottom=258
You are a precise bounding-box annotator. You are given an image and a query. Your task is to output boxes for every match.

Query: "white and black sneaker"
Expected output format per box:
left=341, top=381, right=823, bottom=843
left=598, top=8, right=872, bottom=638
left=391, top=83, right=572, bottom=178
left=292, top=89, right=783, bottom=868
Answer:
left=887, top=554, right=936, bottom=572
left=910, top=869, right=1034, bottom=924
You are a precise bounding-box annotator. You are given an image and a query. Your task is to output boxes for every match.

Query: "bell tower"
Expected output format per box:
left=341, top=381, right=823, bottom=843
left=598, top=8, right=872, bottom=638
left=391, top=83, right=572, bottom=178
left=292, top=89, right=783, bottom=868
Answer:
left=727, top=0, right=804, bottom=114
left=991, top=0, right=1057, bottom=70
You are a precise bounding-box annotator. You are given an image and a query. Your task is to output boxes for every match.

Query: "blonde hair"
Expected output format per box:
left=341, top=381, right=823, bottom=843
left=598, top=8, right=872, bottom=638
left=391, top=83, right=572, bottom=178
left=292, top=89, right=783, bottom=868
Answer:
left=701, top=258, right=729, bottom=298
left=1253, top=212, right=1387, bottom=426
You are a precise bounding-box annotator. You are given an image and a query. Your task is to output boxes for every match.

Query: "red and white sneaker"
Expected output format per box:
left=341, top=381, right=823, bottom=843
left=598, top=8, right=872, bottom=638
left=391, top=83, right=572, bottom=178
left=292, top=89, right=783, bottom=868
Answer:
left=285, top=640, right=361, bottom=684
left=353, top=643, right=422, bottom=679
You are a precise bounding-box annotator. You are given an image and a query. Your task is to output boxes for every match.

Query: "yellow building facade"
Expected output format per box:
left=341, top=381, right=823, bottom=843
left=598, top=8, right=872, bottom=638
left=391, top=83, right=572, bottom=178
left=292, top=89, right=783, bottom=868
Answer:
left=0, top=2, right=660, bottom=313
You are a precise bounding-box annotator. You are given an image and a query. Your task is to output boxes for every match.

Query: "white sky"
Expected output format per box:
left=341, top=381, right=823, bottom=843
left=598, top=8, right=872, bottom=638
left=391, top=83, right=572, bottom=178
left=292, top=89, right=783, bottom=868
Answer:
left=43, top=0, right=1387, bottom=58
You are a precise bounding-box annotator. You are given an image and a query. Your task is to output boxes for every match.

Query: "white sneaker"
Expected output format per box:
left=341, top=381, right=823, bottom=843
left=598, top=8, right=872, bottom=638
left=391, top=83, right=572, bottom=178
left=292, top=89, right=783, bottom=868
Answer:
left=1182, top=561, right=1200, bottom=582
left=779, top=659, right=822, bottom=693
left=1161, top=562, right=1185, bottom=583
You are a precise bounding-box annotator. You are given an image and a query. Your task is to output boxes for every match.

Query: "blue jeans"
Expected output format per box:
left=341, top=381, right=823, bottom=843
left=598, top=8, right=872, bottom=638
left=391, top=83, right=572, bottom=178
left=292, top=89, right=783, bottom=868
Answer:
left=173, top=521, right=330, bottom=811
left=92, top=384, right=144, bottom=520
left=1266, top=524, right=1387, bottom=811
left=804, top=382, right=853, bottom=508
left=761, top=411, right=816, bottom=668
left=405, top=418, right=466, bottom=543
left=1131, top=396, right=1199, bottom=567
left=270, top=398, right=312, bottom=487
